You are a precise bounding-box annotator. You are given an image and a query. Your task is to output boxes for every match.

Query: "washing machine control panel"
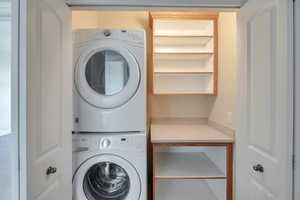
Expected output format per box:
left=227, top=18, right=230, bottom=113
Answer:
left=99, top=138, right=111, bottom=149
left=73, top=133, right=146, bottom=152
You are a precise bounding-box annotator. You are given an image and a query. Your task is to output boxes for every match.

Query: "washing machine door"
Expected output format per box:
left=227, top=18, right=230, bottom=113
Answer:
left=75, top=42, right=140, bottom=109
left=73, top=154, right=141, bottom=200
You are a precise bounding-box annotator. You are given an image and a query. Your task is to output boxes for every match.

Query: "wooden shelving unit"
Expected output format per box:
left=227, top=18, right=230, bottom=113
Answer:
left=150, top=12, right=219, bottom=95
left=150, top=118, right=234, bottom=200
left=152, top=143, right=233, bottom=200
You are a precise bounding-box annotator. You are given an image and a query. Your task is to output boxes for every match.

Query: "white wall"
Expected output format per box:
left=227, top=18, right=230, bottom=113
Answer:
left=151, top=96, right=211, bottom=119
left=0, top=2, right=11, bottom=136
left=72, top=11, right=99, bottom=29
left=208, top=12, right=237, bottom=129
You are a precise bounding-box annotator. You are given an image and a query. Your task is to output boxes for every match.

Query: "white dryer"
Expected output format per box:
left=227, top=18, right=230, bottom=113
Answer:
left=72, top=133, right=147, bottom=200
left=73, top=29, right=146, bottom=132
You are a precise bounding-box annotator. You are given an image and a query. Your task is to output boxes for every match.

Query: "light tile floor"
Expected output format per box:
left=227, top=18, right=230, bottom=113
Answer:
left=0, top=134, right=12, bottom=200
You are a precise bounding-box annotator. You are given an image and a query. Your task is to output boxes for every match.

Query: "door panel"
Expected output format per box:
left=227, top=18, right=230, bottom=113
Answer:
left=236, top=0, right=293, bottom=199
left=27, top=0, right=72, bottom=199
left=248, top=7, right=275, bottom=154
left=39, top=2, right=63, bottom=155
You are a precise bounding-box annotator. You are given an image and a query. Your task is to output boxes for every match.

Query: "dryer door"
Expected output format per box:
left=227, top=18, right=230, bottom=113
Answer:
left=75, top=43, right=140, bottom=109
left=73, top=154, right=141, bottom=200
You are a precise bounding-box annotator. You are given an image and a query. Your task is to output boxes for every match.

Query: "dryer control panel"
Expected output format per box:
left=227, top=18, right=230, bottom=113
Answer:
left=73, top=29, right=145, bottom=46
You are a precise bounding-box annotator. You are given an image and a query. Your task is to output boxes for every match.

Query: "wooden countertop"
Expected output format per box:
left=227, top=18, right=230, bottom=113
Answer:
left=151, top=118, right=234, bottom=143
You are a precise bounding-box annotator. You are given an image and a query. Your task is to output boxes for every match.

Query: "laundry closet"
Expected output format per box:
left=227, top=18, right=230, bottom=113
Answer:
left=23, top=1, right=293, bottom=200
left=72, top=10, right=236, bottom=200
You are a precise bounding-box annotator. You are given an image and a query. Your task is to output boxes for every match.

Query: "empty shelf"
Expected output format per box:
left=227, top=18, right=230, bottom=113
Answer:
left=153, top=35, right=214, bottom=38
left=154, top=50, right=214, bottom=54
left=153, top=19, right=214, bottom=36
left=155, top=152, right=225, bottom=179
left=156, top=179, right=224, bottom=200
left=154, top=71, right=213, bottom=74
left=153, top=74, right=214, bottom=94
left=154, top=53, right=214, bottom=73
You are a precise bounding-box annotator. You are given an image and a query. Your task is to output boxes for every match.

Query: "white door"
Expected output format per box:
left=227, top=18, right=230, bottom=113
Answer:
left=24, top=0, right=72, bottom=199
left=236, top=0, right=293, bottom=199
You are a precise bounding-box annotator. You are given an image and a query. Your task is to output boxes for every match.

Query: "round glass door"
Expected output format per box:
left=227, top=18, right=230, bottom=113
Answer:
left=85, top=50, right=130, bottom=96
left=75, top=44, right=140, bottom=109
left=73, top=154, right=141, bottom=200
left=83, top=162, right=130, bottom=200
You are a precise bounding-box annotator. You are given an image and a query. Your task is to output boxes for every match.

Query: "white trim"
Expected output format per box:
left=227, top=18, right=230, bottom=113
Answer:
left=19, top=0, right=27, bottom=199
left=9, top=0, right=20, bottom=199
left=294, top=0, right=300, bottom=200
left=69, top=6, right=240, bottom=12
left=287, top=1, right=295, bottom=200
left=65, top=0, right=247, bottom=8
left=0, top=2, right=11, bottom=19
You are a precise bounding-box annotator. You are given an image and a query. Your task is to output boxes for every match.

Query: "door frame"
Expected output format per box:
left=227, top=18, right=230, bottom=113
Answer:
left=0, top=0, right=20, bottom=199
left=294, top=0, right=299, bottom=200
left=17, top=1, right=295, bottom=200
left=19, top=0, right=27, bottom=199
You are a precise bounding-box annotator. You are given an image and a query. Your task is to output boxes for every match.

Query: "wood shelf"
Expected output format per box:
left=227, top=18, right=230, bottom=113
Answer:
left=154, top=71, right=213, bottom=74
left=154, top=152, right=225, bottom=180
left=153, top=35, right=214, bottom=38
left=154, top=51, right=214, bottom=55
left=150, top=12, right=218, bottom=95
left=153, top=92, right=215, bottom=96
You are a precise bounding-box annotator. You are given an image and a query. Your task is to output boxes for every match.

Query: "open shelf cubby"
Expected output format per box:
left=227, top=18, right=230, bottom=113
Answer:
left=154, top=36, right=214, bottom=54
left=154, top=152, right=225, bottom=179
left=152, top=144, right=231, bottom=200
left=151, top=140, right=233, bottom=200
left=153, top=146, right=227, bottom=179
left=154, top=54, right=214, bottom=73
left=156, top=179, right=226, bottom=200
left=153, top=74, right=214, bottom=95
left=153, top=19, right=214, bottom=36
left=150, top=12, right=219, bottom=95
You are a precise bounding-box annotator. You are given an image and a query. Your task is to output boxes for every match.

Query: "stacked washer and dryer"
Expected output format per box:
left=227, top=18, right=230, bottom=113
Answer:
left=72, top=29, right=147, bottom=200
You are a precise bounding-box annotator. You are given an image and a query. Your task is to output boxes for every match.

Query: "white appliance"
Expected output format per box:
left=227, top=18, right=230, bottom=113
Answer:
left=73, top=29, right=146, bottom=132
left=72, top=133, right=147, bottom=200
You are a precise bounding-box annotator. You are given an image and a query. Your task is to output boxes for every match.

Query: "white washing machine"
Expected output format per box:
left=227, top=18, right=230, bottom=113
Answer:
left=72, top=133, right=147, bottom=200
left=73, top=29, right=146, bottom=132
